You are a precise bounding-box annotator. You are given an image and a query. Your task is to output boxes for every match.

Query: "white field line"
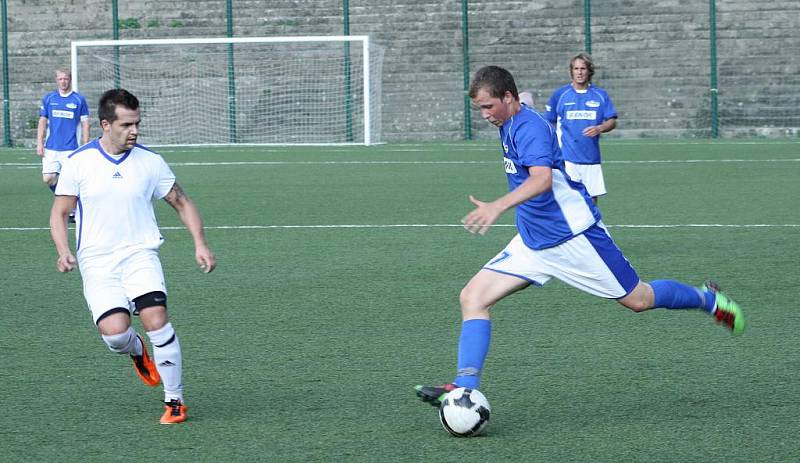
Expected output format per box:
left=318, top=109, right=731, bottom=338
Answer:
left=153, top=140, right=800, bottom=151
left=3, top=223, right=799, bottom=232
left=3, top=158, right=800, bottom=169
left=2, top=140, right=799, bottom=157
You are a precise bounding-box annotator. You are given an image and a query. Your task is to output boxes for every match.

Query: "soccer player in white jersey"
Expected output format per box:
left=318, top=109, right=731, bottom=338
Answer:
left=36, top=69, right=90, bottom=200
left=415, top=66, right=744, bottom=407
left=49, top=89, right=216, bottom=424
left=544, top=53, right=617, bottom=204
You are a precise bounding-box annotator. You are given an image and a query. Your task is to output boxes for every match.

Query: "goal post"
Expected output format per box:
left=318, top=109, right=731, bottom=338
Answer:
left=71, top=36, right=383, bottom=146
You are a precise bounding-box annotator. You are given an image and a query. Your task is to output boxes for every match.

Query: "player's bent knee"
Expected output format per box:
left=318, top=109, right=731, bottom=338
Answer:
left=459, top=288, right=493, bottom=315
left=627, top=302, right=650, bottom=313
left=96, top=307, right=132, bottom=333
left=617, top=282, right=654, bottom=313
left=618, top=297, right=650, bottom=312
left=459, top=287, right=481, bottom=310
left=134, top=291, right=169, bottom=331
left=101, top=325, right=137, bottom=354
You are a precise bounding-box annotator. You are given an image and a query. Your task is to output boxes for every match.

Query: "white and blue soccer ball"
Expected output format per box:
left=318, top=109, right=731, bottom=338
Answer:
left=438, top=387, right=491, bottom=437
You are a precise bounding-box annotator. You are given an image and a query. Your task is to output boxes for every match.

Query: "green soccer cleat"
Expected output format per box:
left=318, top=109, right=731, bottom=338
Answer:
left=415, top=383, right=457, bottom=407
left=702, top=281, right=745, bottom=335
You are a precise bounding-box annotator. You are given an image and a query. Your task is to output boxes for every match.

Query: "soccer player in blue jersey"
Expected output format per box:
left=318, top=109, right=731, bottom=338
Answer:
left=36, top=69, right=90, bottom=192
left=544, top=53, right=616, bottom=204
left=414, top=65, right=745, bottom=407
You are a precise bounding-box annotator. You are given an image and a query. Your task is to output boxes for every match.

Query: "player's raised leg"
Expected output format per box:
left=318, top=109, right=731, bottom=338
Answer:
left=96, top=308, right=160, bottom=385
left=618, top=279, right=745, bottom=334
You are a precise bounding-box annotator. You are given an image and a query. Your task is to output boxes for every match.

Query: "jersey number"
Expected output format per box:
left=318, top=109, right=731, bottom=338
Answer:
left=503, top=157, right=517, bottom=174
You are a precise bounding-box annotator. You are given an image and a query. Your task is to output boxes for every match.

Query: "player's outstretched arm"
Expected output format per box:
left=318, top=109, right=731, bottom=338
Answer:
left=462, top=195, right=505, bottom=235
left=163, top=182, right=216, bottom=273
left=50, top=195, right=77, bottom=272
left=462, top=166, right=553, bottom=235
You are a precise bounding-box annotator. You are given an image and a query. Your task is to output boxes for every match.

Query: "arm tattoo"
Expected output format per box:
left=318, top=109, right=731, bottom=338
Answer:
left=164, top=182, right=187, bottom=207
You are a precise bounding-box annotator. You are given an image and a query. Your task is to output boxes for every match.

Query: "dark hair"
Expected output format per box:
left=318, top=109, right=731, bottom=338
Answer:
left=98, top=89, right=139, bottom=125
left=569, top=53, right=595, bottom=81
left=468, top=65, right=519, bottom=100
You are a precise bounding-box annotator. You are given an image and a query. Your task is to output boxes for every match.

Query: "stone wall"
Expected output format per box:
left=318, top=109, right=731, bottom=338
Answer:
left=2, top=0, right=798, bottom=145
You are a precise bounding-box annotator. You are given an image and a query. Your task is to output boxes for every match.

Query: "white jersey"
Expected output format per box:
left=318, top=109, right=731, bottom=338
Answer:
left=55, top=139, right=176, bottom=260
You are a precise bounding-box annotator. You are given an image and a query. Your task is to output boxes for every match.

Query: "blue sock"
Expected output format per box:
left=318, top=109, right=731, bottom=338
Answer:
left=650, top=280, right=714, bottom=312
left=453, top=319, right=491, bottom=389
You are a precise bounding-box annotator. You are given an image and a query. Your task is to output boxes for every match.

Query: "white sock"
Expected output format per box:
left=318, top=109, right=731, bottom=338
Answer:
left=146, top=322, right=184, bottom=403
left=131, top=334, right=143, bottom=356
left=101, top=326, right=141, bottom=355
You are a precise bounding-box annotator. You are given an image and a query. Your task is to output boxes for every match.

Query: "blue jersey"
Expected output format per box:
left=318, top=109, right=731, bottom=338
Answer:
left=39, top=91, right=89, bottom=151
left=499, top=105, right=602, bottom=250
left=544, top=83, right=617, bottom=164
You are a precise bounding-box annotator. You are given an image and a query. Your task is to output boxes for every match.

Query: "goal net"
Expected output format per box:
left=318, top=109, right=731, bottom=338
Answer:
left=71, top=36, right=383, bottom=146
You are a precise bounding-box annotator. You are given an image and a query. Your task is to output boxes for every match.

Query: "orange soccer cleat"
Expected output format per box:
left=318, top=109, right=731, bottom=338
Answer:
left=130, top=335, right=161, bottom=386
left=160, top=399, right=188, bottom=424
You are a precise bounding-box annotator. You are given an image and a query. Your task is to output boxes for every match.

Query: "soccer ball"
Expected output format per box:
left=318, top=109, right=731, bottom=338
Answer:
left=438, top=387, right=491, bottom=437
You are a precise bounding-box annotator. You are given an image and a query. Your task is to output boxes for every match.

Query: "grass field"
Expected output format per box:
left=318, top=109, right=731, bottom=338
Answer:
left=1, top=139, right=799, bottom=462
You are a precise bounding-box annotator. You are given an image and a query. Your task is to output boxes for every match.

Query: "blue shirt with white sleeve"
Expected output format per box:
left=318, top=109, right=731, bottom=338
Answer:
left=39, top=90, right=89, bottom=151
left=499, top=105, right=601, bottom=250
left=544, top=83, right=617, bottom=165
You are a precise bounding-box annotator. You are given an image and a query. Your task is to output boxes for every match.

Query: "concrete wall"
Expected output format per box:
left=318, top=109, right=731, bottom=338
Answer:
left=2, top=0, right=798, bottom=145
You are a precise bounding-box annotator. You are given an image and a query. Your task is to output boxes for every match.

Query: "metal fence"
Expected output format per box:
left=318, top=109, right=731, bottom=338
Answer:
left=2, top=0, right=798, bottom=146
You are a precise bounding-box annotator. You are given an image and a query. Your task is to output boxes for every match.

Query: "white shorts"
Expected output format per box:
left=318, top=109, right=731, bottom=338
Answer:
left=42, top=149, right=73, bottom=175
left=565, top=161, right=606, bottom=197
left=78, top=248, right=167, bottom=323
left=483, top=224, right=639, bottom=299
